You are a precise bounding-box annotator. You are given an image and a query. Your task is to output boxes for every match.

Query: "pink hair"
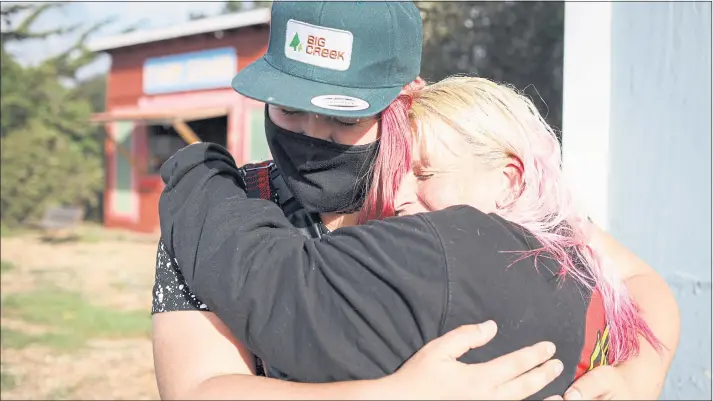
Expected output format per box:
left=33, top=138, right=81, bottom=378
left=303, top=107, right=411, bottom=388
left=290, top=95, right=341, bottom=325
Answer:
left=487, top=95, right=663, bottom=364
left=361, top=76, right=662, bottom=364
left=359, top=84, right=420, bottom=223
left=500, top=148, right=663, bottom=364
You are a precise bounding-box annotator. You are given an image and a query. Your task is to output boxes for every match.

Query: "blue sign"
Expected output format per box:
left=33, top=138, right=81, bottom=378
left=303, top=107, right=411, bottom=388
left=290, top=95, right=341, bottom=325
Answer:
left=143, top=47, right=237, bottom=95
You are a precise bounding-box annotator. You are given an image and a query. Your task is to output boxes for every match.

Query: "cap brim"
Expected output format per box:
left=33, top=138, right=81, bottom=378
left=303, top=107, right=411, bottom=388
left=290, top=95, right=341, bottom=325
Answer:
left=232, top=57, right=402, bottom=118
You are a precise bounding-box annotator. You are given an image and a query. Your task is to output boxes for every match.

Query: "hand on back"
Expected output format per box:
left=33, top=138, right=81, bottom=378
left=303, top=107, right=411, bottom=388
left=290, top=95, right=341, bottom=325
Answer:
left=380, top=321, right=563, bottom=400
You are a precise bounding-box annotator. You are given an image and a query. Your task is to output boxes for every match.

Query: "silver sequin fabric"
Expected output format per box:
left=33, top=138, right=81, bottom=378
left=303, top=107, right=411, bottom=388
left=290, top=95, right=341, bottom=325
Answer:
left=151, top=240, right=210, bottom=314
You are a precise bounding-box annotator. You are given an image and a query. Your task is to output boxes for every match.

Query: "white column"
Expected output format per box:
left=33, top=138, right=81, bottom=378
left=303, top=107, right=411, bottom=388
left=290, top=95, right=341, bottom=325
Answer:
left=561, top=2, right=613, bottom=228
left=562, top=3, right=711, bottom=399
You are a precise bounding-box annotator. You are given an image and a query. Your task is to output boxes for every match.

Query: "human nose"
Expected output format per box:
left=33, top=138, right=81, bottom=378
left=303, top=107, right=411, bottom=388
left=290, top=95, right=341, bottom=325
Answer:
left=394, top=171, right=418, bottom=213
left=302, top=114, right=333, bottom=141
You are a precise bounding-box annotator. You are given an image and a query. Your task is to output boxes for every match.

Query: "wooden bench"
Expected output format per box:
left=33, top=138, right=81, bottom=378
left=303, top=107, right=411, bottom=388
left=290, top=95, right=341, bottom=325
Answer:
left=35, top=206, right=85, bottom=239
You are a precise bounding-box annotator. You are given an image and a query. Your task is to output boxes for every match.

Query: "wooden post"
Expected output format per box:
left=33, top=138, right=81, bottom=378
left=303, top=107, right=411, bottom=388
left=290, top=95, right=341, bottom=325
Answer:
left=105, top=129, right=144, bottom=174
left=172, top=119, right=202, bottom=144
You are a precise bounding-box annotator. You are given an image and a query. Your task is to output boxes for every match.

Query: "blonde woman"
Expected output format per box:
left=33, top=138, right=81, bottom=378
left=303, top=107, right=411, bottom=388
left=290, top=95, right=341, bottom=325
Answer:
left=158, top=77, right=679, bottom=400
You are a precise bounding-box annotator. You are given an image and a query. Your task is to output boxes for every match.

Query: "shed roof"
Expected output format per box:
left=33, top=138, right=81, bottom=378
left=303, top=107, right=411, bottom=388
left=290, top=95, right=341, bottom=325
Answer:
left=88, top=8, right=270, bottom=52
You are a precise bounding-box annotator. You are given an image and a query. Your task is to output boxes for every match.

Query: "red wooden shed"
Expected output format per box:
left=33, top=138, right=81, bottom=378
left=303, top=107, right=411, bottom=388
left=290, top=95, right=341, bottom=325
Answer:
left=88, top=9, right=271, bottom=233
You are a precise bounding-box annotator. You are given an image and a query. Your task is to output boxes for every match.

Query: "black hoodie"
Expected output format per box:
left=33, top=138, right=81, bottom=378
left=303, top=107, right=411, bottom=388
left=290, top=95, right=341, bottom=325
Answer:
left=157, top=142, right=607, bottom=399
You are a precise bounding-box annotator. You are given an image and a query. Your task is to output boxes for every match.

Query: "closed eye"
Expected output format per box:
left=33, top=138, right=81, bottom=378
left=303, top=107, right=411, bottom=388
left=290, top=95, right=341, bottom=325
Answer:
left=280, top=108, right=303, bottom=116
left=414, top=173, right=434, bottom=180
left=412, top=165, right=435, bottom=180
left=332, top=118, right=358, bottom=127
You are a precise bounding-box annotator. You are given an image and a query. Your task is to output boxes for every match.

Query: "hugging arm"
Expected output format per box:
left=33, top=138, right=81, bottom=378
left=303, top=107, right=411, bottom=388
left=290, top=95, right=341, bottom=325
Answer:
left=153, top=309, right=402, bottom=400
left=155, top=309, right=560, bottom=400
left=151, top=240, right=426, bottom=400
left=156, top=143, right=562, bottom=398
left=158, top=143, right=447, bottom=381
left=563, top=226, right=680, bottom=400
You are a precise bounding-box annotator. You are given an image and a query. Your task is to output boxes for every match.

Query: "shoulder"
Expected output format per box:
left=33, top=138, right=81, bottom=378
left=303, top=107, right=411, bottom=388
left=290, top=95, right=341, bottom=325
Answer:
left=421, top=205, right=577, bottom=294
left=336, top=212, right=443, bottom=249
left=326, top=213, right=448, bottom=312
left=420, top=206, right=531, bottom=252
left=325, top=213, right=448, bottom=298
left=427, top=206, right=595, bottom=395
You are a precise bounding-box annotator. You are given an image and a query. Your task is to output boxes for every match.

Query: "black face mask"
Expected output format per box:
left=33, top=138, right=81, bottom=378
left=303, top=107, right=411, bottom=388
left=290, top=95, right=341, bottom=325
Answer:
left=264, top=107, right=380, bottom=214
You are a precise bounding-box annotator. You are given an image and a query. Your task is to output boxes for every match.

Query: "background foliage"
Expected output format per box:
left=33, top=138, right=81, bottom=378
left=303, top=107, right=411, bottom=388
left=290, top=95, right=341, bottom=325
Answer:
left=0, top=1, right=563, bottom=227
left=1, top=3, right=108, bottom=225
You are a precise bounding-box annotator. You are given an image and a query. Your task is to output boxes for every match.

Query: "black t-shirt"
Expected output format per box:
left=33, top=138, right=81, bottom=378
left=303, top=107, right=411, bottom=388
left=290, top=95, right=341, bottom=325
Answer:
left=157, top=143, right=609, bottom=399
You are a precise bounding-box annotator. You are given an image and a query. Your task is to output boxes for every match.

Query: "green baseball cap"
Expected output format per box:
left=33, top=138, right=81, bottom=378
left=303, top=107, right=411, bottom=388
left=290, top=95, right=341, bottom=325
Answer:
left=231, top=1, right=422, bottom=118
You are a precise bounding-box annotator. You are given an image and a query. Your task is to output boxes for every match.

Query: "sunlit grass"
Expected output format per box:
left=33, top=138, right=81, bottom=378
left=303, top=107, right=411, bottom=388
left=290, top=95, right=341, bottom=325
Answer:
left=1, top=286, right=151, bottom=352
left=1, top=260, right=15, bottom=273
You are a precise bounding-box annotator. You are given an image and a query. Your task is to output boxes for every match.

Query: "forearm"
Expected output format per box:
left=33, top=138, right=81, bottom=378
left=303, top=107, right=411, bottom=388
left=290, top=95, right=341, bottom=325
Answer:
left=183, top=374, right=391, bottom=401
left=152, top=311, right=395, bottom=400
left=616, top=273, right=680, bottom=399
left=588, top=225, right=680, bottom=398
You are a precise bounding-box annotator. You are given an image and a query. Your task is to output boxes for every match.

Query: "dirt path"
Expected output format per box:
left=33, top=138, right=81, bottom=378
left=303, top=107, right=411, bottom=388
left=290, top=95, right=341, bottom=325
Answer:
left=1, top=226, right=161, bottom=400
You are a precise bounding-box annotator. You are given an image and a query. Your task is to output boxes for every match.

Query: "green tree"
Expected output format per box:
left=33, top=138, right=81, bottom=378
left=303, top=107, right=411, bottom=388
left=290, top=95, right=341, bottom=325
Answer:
left=0, top=3, right=111, bottom=225
left=222, top=1, right=247, bottom=14
left=220, top=1, right=272, bottom=15
left=188, top=11, right=209, bottom=21
left=418, top=2, right=564, bottom=132
left=288, top=33, right=300, bottom=51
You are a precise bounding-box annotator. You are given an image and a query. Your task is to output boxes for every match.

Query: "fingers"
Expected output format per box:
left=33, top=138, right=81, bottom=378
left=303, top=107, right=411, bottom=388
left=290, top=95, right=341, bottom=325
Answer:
left=564, top=365, right=614, bottom=400
left=482, top=341, right=557, bottom=382
left=495, top=358, right=564, bottom=400
left=425, top=321, right=498, bottom=360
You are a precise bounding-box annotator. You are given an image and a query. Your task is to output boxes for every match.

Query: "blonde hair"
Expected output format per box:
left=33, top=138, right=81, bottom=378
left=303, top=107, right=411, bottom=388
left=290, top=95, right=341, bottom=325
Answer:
left=408, top=76, right=661, bottom=364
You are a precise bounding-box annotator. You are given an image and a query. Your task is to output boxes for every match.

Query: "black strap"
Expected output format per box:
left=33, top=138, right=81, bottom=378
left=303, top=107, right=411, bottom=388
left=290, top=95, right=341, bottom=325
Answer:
left=239, top=160, right=328, bottom=377
left=242, top=161, right=275, bottom=203
left=240, top=161, right=276, bottom=378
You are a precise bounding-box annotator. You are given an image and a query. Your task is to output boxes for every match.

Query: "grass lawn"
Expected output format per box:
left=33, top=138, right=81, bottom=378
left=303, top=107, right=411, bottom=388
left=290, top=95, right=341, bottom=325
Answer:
left=1, top=285, right=151, bottom=352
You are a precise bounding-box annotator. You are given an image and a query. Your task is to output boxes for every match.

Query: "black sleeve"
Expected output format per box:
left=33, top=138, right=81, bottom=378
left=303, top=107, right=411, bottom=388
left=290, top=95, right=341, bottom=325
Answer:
left=158, top=143, right=447, bottom=382
left=151, top=239, right=210, bottom=314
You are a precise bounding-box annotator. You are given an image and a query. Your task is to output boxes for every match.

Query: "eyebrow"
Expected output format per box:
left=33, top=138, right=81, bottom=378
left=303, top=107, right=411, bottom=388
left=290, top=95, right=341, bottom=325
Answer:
left=412, top=150, right=432, bottom=170
left=410, top=159, right=430, bottom=172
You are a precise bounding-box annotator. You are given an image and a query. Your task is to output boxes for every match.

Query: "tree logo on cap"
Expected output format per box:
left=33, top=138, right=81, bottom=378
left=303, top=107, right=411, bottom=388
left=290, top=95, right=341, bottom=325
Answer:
left=289, top=33, right=303, bottom=52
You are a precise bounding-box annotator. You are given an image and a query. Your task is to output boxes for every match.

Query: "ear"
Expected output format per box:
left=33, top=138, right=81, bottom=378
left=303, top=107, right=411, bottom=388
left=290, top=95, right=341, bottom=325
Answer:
left=401, top=76, right=426, bottom=95
left=499, top=156, right=524, bottom=206
left=411, top=76, right=426, bottom=90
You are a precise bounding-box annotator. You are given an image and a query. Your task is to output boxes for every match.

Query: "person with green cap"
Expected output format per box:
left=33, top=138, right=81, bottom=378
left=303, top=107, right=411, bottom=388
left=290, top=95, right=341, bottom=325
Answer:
left=151, top=2, right=676, bottom=399
left=151, top=2, right=563, bottom=398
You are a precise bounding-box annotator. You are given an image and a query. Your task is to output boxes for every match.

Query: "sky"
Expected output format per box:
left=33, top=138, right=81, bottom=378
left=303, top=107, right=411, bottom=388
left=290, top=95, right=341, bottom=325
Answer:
left=3, top=1, right=227, bottom=79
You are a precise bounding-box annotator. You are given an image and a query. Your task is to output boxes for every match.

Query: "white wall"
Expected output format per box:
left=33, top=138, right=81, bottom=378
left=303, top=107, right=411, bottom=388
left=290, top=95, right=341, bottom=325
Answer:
left=562, top=2, right=711, bottom=399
